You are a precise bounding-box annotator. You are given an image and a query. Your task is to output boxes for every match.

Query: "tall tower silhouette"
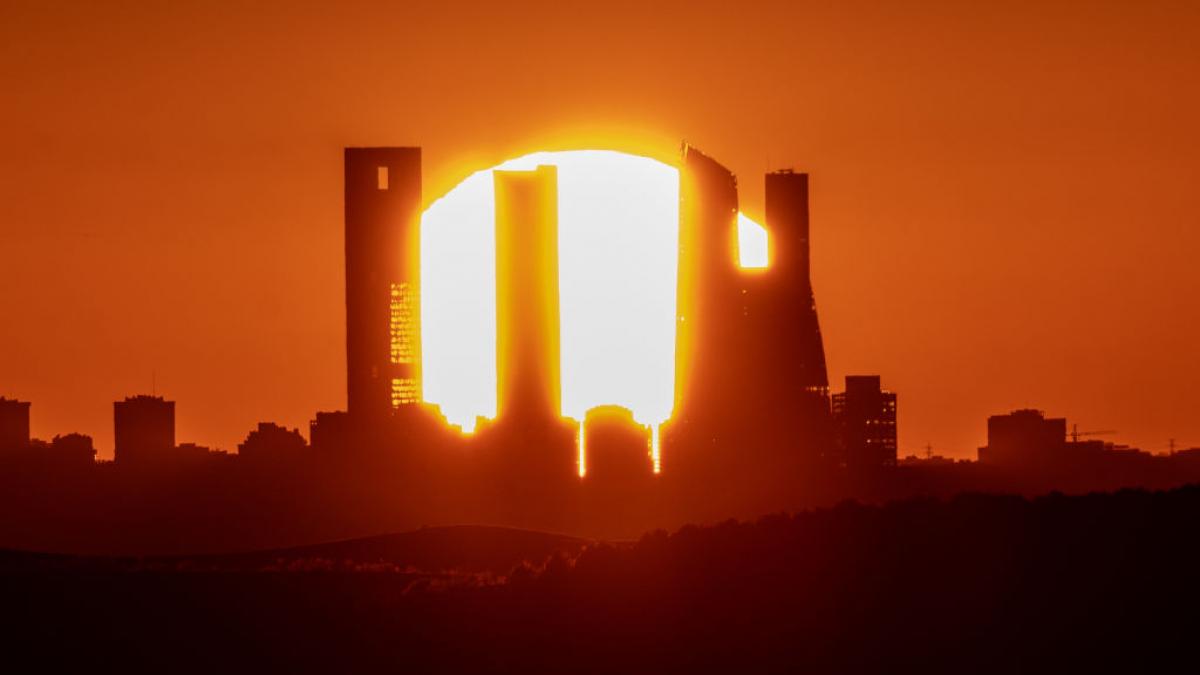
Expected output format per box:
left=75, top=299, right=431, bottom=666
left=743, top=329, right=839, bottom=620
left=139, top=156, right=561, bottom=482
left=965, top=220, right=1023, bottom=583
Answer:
left=763, top=170, right=828, bottom=391
left=671, top=146, right=740, bottom=425
left=666, top=147, right=832, bottom=467
left=734, top=169, right=832, bottom=461
left=494, top=166, right=562, bottom=424
left=344, top=147, right=422, bottom=420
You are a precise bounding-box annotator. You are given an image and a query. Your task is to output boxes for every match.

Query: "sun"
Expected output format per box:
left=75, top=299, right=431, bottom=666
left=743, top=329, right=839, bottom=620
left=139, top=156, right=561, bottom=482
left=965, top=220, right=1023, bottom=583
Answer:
left=420, top=149, right=767, bottom=435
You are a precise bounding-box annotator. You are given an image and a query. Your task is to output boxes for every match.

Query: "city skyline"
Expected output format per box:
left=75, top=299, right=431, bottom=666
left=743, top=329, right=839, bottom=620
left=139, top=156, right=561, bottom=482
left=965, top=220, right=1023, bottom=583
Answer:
left=4, top=4, right=1199, bottom=672
left=3, top=1, right=1198, bottom=459
left=3, top=143, right=1184, bottom=481
left=1, top=137, right=1190, bottom=459
left=3, top=143, right=855, bottom=472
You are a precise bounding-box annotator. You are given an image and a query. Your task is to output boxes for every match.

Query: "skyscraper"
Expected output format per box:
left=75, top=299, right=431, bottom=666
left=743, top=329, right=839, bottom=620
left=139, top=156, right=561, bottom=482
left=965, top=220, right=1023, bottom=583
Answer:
left=762, top=170, right=828, bottom=392
left=494, top=166, right=562, bottom=424
left=669, top=146, right=740, bottom=436
left=113, top=395, right=175, bottom=464
left=666, top=147, right=833, bottom=463
left=0, top=397, right=31, bottom=452
left=344, top=147, right=422, bottom=420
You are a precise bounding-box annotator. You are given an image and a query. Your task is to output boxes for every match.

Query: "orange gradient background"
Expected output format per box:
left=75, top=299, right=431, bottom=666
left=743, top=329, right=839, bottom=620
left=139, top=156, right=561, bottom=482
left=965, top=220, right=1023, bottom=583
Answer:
left=2, top=0, right=1198, bottom=459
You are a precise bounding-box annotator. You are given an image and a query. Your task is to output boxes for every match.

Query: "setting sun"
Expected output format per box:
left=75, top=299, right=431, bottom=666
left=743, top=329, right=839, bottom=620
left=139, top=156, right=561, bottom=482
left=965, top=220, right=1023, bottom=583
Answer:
left=422, top=150, right=771, bottom=441
left=422, top=150, right=677, bottom=433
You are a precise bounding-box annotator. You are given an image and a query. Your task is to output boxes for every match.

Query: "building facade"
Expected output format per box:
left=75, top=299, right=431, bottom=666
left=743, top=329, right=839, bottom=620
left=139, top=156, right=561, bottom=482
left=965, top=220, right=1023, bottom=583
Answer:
left=832, top=376, right=898, bottom=468
left=344, top=147, right=423, bottom=420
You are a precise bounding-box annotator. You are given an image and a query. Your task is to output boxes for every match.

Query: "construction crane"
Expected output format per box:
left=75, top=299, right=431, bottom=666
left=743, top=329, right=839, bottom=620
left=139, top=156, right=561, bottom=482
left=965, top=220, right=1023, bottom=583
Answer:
left=1069, top=424, right=1117, bottom=444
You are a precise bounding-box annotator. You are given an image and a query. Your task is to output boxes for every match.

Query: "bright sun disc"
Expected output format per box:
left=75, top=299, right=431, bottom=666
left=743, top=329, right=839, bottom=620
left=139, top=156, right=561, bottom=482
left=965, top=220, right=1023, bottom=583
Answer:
left=421, top=151, right=678, bottom=432
left=421, top=149, right=767, bottom=434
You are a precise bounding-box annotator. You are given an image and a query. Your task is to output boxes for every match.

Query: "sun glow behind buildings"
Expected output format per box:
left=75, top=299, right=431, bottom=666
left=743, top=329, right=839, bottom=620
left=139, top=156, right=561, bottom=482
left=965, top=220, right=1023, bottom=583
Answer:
left=737, top=212, right=769, bottom=269
left=421, top=149, right=768, bottom=442
left=422, top=151, right=678, bottom=432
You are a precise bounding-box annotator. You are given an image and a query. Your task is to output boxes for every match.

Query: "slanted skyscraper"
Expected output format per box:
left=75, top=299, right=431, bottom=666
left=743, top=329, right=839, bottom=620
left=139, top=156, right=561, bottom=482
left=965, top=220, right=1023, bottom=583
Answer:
left=762, top=170, right=828, bottom=392
left=344, top=147, right=422, bottom=420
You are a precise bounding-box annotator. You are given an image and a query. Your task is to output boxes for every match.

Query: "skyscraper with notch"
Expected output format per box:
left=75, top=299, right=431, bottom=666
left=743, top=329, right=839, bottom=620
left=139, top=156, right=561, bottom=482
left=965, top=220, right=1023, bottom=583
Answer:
left=344, top=147, right=422, bottom=421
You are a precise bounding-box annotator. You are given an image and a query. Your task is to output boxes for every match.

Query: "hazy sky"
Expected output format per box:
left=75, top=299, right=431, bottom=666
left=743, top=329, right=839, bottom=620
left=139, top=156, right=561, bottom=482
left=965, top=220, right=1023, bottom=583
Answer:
left=2, top=0, right=1198, bottom=458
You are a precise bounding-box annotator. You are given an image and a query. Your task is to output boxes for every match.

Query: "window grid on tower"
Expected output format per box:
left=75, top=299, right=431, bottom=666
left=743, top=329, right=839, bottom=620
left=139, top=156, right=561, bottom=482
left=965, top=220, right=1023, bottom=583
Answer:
left=391, top=378, right=418, bottom=407
left=390, top=281, right=417, bottom=365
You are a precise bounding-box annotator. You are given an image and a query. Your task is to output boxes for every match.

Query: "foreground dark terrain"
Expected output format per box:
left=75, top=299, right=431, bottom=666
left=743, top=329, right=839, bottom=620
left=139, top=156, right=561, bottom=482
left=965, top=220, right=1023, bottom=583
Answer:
left=4, top=487, right=1199, bottom=674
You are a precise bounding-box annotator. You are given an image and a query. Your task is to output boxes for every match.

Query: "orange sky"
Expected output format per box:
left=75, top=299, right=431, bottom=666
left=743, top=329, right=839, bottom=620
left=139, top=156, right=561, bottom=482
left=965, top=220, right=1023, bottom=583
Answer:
left=2, top=0, right=1198, bottom=459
